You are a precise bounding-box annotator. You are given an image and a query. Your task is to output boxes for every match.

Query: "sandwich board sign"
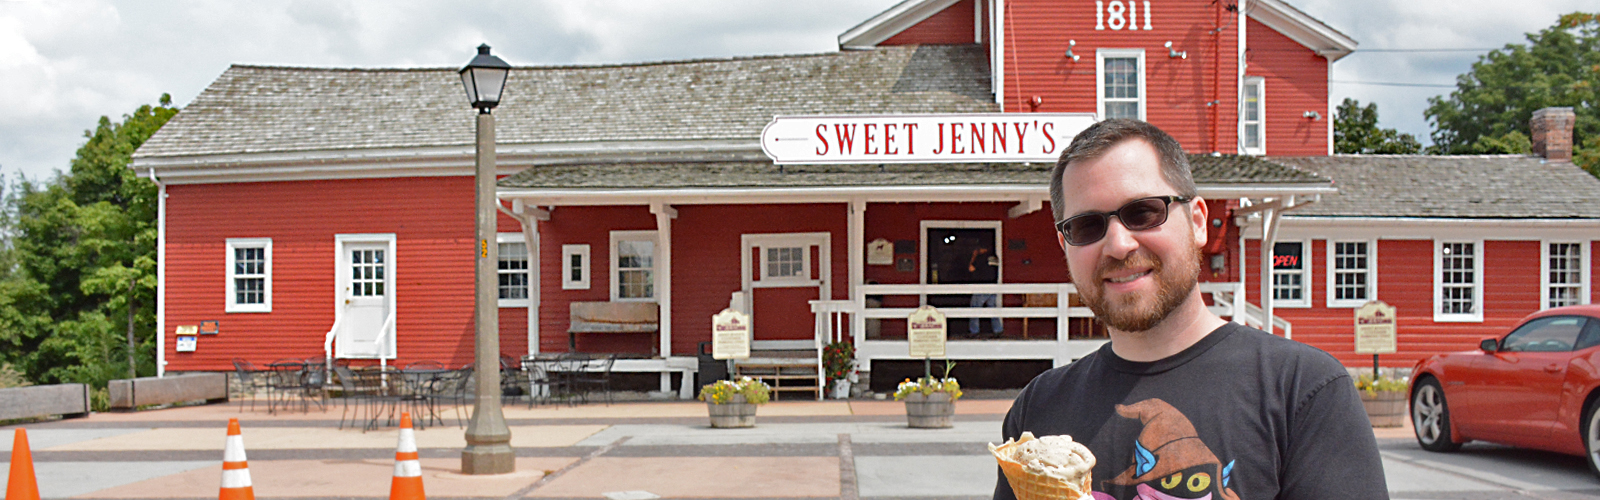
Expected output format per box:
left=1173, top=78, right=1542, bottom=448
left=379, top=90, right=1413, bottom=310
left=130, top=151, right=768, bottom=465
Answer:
left=1354, top=300, right=1397, bottom=355
left=711, top=308, right=751, bottom=360
left=907, top=305, right=947, bottom=358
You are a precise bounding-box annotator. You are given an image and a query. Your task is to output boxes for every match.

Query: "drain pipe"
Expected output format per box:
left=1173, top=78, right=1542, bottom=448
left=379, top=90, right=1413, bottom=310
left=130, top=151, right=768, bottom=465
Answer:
left=148, top=168, right=167, bottom=377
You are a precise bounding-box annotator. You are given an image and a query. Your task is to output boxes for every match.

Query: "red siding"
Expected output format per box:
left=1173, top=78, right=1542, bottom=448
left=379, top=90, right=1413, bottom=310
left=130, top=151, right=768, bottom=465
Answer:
left=1245, top=18, right=1329, bottom=155
left=1003, top=0, right=1240, bottom=153
left=882, top=0, right=979, bottom=46
left=164, top=176, right=530, bottom=371
left=1242, top=239, right=1565, bottom=367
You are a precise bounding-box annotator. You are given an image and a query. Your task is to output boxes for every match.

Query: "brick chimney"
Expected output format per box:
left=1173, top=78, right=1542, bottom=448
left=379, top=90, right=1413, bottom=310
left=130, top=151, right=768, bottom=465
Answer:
left=1530, top=107, right=1576, bottom=162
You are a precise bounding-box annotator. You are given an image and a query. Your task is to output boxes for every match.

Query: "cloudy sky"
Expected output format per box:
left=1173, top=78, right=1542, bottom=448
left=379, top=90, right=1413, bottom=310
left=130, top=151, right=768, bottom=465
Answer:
left=0, top=0, right=1591, bottom=181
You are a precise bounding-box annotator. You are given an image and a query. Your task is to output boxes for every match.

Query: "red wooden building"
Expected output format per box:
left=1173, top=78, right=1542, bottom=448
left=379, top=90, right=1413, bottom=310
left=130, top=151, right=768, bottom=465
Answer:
left=132, top=0, right=1597, bottom=395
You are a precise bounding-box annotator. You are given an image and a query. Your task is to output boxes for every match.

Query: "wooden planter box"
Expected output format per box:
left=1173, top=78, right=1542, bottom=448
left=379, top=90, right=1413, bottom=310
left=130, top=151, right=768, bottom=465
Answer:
left=707, top=394, right=757, bottom=428
left=904, top=391, right=955, bottom=428
left=1362, top=390, right=1407, bottom=428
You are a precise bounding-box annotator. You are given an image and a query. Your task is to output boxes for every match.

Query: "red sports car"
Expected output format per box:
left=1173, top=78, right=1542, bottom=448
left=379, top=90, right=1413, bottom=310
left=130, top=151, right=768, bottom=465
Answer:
left=1410, top=304, right=1600, bottom=475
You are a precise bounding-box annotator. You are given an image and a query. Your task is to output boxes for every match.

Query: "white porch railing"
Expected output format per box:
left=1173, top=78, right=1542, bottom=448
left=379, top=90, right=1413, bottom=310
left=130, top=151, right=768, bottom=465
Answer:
left=811, top=281, right=1287, bottom=369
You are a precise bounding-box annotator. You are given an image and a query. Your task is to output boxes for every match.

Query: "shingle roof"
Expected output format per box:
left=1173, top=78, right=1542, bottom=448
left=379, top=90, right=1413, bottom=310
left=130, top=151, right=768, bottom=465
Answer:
left=1269, top=155, right=1600, bottom=218
left=134, top=45, right=996, bottom=159
left=498, top=154, right=1331, bottom=189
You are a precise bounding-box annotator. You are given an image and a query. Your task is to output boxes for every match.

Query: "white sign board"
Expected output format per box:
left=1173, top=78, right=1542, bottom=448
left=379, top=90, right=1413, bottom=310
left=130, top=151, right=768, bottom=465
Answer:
left=907, top=305, right=948, bottom=358
left=175, top=335, right=197, bottom=352
left=867, top=238, right=894, bottom=265
left=761, top=113, right=1098, bottom=164
left=711, top=308, right=752, bottom=360
left=1354, top=300, right=1397, bottom=355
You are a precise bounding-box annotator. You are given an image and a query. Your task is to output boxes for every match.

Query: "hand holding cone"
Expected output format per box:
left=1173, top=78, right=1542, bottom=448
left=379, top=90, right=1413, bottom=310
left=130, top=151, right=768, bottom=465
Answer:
left=391, top=412, right=425, bottom=500
left=990, top=432, right=1095, bottom=500
left=7, top=428, right=40, bottom=500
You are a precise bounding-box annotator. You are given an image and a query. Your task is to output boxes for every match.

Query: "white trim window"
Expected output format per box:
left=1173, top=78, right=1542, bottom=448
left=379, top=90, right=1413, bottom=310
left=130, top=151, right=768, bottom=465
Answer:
left=1241, top=77, right=1265, bottom=155
left=497, top=233, right=530, bottom=307
left=1270, top=240, right=1310, bottom=307
left=226, top=238, right=272, bottom=313
left=1096, top=49, right=1145, bottom=120
left=1542, top=241, right=1591, bottom=309
left=611, top=230, right=658, bottom=302
left=562, top=244, right=591, bottom=290
left=762, top=245, right=810, bottom=284
left=1327, top=240, right=1376, bottom=308
left=1434, top=240, right=1484, bottom=322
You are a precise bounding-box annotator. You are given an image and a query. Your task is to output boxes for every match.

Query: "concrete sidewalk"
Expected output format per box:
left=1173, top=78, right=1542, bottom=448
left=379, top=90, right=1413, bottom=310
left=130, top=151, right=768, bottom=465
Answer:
left=3, top=398, right=1413, bottom=499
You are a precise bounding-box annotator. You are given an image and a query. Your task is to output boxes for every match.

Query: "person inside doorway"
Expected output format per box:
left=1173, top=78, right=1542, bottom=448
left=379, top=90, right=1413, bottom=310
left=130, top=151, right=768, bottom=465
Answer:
left=967, top=247, right=1002, bottom=338
left=993, top=120, right=1387, bottom=500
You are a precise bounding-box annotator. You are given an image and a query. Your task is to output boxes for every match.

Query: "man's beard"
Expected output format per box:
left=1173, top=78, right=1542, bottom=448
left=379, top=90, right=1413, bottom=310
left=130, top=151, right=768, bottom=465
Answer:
left=1072, top=244, right=1202, bottom=333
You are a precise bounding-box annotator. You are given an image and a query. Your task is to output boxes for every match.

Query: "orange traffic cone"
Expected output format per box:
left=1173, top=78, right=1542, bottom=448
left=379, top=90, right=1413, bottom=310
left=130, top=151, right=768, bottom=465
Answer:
left=6, top=428, right=40, bottom=500
left=390, top=412, right=425, bottom=500
left=219, top=418, right=255, bottom=500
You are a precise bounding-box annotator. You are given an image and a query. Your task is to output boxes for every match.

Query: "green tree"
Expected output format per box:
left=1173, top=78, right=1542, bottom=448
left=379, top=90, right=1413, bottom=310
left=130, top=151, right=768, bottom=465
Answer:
left=0, top=95, right=175, bottom=387
left=1334, top=98, right=1423, bottom=154
left=1425, top=12, right=1599, bottom=171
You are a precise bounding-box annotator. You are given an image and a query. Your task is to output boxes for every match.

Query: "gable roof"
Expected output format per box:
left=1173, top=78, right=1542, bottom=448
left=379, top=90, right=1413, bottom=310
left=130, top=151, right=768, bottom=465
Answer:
left=133, top=45, right=995, bottom=178
left=1269, top=155, right=1600, bottom=219
left=1247, top=0, right=1357, bottom=61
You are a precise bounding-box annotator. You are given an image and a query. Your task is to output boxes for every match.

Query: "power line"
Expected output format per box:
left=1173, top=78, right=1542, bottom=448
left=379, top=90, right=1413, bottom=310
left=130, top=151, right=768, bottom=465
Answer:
left=1350, top=48, right=1497, bottom=52
left=1331, top=80, right=1455, bottom=88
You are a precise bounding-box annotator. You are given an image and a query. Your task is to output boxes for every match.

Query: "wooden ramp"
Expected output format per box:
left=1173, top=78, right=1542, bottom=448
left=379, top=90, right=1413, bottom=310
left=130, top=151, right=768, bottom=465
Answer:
left=733, top=341, right=822, bottom=401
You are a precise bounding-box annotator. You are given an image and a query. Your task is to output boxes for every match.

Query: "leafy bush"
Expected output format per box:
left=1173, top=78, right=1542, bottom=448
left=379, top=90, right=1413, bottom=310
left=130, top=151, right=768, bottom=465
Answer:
left=698, top=376, right=772, bottom=405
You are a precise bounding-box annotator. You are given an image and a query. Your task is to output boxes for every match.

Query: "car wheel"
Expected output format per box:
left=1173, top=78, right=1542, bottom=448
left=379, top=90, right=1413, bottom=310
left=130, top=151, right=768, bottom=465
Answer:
left=1412, top=377, right=1462, bottom=452
left=1584, top=398, right=1600, bottom=477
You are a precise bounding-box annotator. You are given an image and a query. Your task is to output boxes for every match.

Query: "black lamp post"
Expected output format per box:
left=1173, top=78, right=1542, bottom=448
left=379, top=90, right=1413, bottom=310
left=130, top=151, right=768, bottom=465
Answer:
left=459, top=43, right=514, bottom=475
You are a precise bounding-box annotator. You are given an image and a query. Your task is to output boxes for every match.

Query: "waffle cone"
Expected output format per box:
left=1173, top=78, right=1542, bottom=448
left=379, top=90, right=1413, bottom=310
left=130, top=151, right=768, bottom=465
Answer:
left=991, top=436, right=1092, bottom=500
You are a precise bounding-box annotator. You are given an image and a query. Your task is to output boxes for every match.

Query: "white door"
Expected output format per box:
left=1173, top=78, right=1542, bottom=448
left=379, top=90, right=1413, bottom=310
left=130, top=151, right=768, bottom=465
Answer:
left=336, top=239, right=395, bottom=359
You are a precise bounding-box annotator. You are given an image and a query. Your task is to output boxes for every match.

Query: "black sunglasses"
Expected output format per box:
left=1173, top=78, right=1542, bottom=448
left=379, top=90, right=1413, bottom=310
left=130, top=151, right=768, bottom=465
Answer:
left=1055, top=195, right=1192, bottom=246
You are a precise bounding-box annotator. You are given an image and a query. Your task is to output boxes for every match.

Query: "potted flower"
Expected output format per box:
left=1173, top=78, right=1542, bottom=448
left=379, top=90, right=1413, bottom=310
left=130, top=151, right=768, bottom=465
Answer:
left=894, top=361, right=963, bottom=428
left=1355, top=373, right=1408, bottom=428
left=698, top=376, right=772, bottom=428
left=823, top=341, right=856, bottom=399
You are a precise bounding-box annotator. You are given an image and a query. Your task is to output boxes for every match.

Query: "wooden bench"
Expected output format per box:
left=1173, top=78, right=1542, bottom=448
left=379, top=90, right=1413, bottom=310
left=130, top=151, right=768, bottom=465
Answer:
left=567, top=301, right=659, bottom=351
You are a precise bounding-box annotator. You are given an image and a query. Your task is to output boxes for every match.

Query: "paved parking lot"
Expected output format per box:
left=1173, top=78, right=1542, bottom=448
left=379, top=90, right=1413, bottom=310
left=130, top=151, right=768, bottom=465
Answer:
left=4, top=398, right=1600, bottom=499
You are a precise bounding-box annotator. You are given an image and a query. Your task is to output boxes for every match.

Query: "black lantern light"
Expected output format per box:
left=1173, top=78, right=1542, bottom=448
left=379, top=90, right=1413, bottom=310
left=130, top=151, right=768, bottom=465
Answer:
left=459, top=44, right=511, bottom=112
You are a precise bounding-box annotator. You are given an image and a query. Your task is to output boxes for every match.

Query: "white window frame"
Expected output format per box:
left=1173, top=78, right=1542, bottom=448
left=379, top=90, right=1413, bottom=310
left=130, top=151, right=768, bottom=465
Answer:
left=562, top=244, right=591, bottom=290
left=1326, top=239, right=1377, bottom=308
left=1270, top=239, right=1310, bottom=308
left=610, top=230, right=659, bottom=302
left=496, top=233, right=530, bottom=308
left=1096, top=48, right=1146, bottom=121
left=1241, top=76, right=1265, bottom=155
left=1434, top=240, right=1484, bottom=322
left=225, top=238, right=272, bottom=313
left=1541, top=240, right=1591, bottom=309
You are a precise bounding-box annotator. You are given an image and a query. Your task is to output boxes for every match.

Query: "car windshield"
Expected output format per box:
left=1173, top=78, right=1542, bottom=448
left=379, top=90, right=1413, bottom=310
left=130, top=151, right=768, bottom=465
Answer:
left=1501, top=316, right=1588, bottom=352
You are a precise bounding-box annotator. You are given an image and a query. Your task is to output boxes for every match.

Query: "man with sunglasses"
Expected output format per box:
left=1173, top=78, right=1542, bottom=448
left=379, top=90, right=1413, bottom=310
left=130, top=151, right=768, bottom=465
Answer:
left=994, top=120, right=1386, bottom=500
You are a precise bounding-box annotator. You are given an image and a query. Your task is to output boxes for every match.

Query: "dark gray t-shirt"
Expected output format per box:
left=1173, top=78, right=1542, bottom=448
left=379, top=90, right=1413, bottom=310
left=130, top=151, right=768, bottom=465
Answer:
left=994, top=322, right=1388, bottom=500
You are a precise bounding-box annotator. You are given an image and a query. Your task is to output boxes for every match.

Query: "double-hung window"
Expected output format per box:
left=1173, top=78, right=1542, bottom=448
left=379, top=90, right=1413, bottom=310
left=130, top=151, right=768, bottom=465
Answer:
left=225, top=238, right=272, bottom=313
left=1543, top=241, right=1590, bottom=309
left=1097, top=49, right=1145, bottom=120
left=1241, top=77, right=1265, bottom=154
left=1435, top=240, right=1483, bottom=322
left=1327, top=240, right=1376, bottom=308
left=497, top=233, right=530, bottom=307
left=1270, top=240, right=1309, bottom=307
left=611, top=231, right=658, bottom=301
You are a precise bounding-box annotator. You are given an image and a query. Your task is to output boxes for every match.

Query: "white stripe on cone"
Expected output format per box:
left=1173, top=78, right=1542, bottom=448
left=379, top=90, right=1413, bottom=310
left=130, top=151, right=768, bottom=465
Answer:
left=221, top=468, right=253, bottom=489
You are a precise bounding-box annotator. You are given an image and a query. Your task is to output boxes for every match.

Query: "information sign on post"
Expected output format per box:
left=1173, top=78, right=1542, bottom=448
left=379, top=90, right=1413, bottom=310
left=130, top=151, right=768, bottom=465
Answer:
left=907, top=306, right=947, bottom=358
left=711, top=308, right=752, bottom=360
left=1354, top=301, right=1397, bottom=355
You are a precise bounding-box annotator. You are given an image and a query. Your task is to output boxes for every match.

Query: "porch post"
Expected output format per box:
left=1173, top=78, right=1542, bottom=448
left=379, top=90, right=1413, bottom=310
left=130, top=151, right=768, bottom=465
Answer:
left=1258, top=197, right=1287, bottom=337
left=512, top=201, right=548, bottom=355
left=849, top=199, right=866, bottom=345
left=651, top=203, right=677, bottom=391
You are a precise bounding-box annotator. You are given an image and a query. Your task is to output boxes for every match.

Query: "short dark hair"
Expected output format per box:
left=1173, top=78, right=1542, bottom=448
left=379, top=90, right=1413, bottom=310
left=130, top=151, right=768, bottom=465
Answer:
left=1049, top=119, right=1197, bottom=221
